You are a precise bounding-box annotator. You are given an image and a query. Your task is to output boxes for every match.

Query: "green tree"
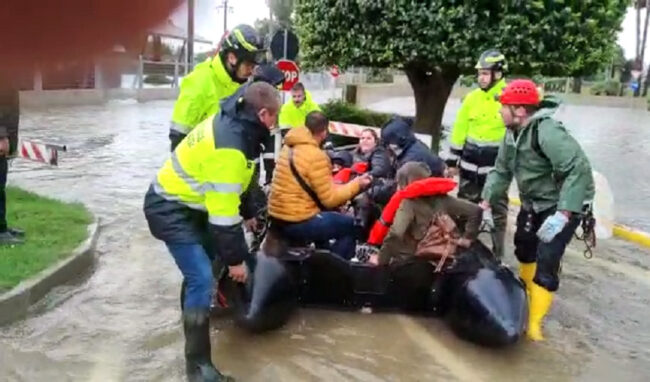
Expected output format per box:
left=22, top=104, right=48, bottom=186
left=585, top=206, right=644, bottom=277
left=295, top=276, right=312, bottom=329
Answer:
left=296, top=0, right=628, bottom=151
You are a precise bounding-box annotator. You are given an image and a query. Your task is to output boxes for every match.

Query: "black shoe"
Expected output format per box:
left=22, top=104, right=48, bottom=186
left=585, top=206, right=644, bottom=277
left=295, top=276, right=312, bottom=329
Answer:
left=0, top=231, right=23, bottom=245
left=183, top=309, right=235, bottom=382
left=8, top=228, right=25, bottom=238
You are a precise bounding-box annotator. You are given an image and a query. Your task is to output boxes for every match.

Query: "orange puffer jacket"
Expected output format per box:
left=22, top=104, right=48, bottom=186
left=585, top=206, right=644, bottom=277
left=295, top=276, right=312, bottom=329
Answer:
left=269, top=127, right=361, bottom=222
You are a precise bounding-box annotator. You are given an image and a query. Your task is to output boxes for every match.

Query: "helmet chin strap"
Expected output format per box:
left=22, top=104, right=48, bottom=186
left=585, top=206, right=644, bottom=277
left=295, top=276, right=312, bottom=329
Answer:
left=481, top=70, right=501, bottom=92
left=222, top=53, right=248, bottom=84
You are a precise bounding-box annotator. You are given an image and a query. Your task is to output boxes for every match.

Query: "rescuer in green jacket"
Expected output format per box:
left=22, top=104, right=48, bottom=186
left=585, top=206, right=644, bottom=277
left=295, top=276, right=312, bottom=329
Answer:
left=169, top=24, right=266, bottom=151
left=481, top=80, right=594, bottom=342
left=145, top=82, right=281, bottom=381
left=446, top=49, right=509, bottom=258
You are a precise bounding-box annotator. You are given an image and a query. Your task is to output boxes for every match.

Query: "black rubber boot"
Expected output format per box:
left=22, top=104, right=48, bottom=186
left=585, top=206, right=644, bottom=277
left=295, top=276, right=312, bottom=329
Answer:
left=0, top=230, right=23, bottom=245
left=183, top=309, right=235, bottom=382
left=8, top=227, right=25, bottom=237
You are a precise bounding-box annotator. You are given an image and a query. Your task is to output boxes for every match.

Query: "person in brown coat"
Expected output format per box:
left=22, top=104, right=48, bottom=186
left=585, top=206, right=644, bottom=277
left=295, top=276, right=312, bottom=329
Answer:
left=268, top=111, right=372, bottom=259
left=369, top=162, right=482, bottom=266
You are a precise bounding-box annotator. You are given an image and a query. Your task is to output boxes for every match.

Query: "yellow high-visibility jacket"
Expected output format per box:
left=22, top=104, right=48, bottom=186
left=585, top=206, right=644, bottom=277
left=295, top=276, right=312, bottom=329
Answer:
left=146, top=92, right=269, bottom=265
left=447, top=79, right=507, bottom=172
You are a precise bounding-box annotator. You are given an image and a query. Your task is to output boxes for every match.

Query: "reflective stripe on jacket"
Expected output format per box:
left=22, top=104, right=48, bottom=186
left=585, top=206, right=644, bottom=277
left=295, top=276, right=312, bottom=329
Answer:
left=146, top=91, right=269, bottom=265
left=447, top=79, right=507, bottom=169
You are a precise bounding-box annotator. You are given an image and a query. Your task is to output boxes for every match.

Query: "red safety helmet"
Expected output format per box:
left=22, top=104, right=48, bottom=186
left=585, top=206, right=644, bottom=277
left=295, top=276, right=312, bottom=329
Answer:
left=498, top=79, right=541, bottom=106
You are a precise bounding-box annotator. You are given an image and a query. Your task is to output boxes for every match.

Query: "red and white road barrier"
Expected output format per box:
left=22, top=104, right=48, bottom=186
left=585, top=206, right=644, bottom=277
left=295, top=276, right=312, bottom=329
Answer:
left=16, top=140, right=66, bottom=166
left=328, top=121, right=379, bottom=138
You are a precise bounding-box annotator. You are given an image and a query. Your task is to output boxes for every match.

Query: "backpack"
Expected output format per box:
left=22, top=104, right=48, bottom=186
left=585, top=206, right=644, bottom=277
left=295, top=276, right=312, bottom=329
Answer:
left=415, top=213, right=460, bottom=272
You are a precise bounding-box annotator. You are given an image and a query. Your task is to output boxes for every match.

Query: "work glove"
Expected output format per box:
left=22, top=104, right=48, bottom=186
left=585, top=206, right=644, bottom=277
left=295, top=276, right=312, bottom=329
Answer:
left=537, top=211, right=569, bottom=243
left=481, top=209, right=495, bottom=231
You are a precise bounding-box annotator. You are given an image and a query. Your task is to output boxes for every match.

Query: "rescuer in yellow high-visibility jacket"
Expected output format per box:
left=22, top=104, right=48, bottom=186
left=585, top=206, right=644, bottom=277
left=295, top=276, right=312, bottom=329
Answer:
left=278, top=82, right=322, bottom=130
left=446, top=49, right=509, bottom=258
left=144, top=82, right=280, bottom=382
left=168, top=24, right=266, bottom=151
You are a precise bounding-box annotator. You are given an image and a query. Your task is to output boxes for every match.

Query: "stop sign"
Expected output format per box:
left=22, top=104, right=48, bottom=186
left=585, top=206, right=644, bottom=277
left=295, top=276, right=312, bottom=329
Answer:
left=276, top=59, right=300, bottom=91
left=330, top=65, right=340, bottom=78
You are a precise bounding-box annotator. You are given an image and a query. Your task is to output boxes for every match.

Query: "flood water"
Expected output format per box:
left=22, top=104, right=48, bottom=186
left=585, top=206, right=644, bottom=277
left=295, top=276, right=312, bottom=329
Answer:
left=1, top=98, right=649, bottom=381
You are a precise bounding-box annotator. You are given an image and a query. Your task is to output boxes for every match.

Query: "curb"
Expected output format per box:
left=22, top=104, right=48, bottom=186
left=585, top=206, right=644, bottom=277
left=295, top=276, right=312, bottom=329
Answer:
left=0, top=216, right=100, bottom=326
left=508, top=197, right=650, bottom=249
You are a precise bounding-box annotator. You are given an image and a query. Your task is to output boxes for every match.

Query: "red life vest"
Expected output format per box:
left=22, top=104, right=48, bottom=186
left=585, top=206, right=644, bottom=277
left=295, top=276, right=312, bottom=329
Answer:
left=333, top=162, right=369, bottom=184
left=367, top=177, right=457, bottom=245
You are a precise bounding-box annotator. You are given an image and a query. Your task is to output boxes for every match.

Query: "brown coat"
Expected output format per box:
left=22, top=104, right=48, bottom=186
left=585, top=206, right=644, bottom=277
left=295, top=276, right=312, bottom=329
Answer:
left=377, top=195, right=482, bottom=265
left=269, top=127, right=361, bottom=222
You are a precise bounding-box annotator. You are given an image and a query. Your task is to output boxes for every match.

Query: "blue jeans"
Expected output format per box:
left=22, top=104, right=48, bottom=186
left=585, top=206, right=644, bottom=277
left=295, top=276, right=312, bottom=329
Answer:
left=167, top=243, right=214, bottom=310
left=281, top=212, right=357, bottom=260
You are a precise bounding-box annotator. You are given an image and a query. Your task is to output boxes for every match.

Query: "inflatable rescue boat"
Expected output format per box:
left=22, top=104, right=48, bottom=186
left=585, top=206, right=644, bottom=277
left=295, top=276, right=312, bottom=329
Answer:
left=214, top=238, right=528, bottom=348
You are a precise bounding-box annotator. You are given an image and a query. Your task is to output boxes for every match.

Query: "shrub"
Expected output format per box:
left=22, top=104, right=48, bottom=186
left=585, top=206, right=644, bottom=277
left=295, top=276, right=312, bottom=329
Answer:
left=459, top=75, right=475, bottom=87
left=589, top=80, right=621, bottom=96
left=320, top=100, right=395, bottom=127
left=320, top=100, right=447, bottom=146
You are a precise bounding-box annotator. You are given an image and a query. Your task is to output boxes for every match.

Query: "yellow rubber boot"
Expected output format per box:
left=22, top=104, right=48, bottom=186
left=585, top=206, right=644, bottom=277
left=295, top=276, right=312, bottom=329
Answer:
left=519, top=262, right=537, bottom=297
left=527, top=282, right=554, bottom=341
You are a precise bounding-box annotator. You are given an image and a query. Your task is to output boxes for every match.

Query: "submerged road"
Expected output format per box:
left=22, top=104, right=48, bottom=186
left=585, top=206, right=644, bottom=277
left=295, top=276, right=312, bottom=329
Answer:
left=0, top=99, right=648, bottom=381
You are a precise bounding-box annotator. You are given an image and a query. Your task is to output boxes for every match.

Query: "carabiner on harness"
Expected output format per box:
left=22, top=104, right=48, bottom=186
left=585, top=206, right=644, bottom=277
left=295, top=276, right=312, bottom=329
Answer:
left=574, top=209, right=597, bottom=259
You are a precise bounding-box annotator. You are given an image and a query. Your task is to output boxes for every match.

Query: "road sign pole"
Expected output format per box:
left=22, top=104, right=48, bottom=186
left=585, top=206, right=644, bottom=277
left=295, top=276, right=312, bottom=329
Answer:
left=277, top=30, right=288, bottom=162
left=283, top=29, right=288, bottom=60
left=282, top=29, right=289, bottom=104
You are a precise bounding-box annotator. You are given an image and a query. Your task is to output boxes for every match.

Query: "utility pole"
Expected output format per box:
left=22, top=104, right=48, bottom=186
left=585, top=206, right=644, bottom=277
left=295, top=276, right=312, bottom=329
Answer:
left=187, top=0, right=195, bottom=70
left=217, top=0, right=234, bottom=34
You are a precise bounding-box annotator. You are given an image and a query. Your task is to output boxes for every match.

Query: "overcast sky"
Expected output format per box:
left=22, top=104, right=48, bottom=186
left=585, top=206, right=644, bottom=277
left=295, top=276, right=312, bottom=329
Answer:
left=172, top=1, right=646, bottom=60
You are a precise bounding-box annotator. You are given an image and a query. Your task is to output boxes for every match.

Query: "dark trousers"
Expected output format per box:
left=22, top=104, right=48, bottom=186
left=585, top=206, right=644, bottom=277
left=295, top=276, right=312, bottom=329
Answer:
left=0, top=157, right=7, bottom=232
left=457, top=174, right=508, bottom=259
left=513, top=207, right=580, bottom=292
left=279, top=212, right=358, bottom=260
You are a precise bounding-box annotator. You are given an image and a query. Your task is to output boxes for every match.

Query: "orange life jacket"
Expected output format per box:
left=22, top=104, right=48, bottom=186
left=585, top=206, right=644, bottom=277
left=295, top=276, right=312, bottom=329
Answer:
left=367, top=177, right=457, bottom=245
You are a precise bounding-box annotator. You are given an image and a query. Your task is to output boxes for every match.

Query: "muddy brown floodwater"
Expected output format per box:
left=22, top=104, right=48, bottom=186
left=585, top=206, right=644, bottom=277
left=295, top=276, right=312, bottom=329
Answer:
left=1, top=99, right=649, bottom=381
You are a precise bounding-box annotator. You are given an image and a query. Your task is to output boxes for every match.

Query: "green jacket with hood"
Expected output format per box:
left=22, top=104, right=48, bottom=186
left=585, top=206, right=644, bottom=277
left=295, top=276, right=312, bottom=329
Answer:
left=482, top=96, right=595, bottom=214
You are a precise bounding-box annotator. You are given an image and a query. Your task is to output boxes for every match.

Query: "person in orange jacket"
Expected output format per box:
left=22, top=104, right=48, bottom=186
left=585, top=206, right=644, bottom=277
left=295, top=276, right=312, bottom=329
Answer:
left=268, top=111, right=372, bottom=259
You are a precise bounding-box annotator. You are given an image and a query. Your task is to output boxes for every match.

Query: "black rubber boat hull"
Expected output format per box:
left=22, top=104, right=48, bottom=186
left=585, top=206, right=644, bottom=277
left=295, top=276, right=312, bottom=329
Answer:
left=218, top=241, right=528, bottom=346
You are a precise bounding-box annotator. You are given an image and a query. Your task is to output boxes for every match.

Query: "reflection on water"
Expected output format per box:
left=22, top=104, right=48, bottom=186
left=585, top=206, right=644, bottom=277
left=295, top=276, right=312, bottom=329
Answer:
left=0, top=100, right=648, bottom=381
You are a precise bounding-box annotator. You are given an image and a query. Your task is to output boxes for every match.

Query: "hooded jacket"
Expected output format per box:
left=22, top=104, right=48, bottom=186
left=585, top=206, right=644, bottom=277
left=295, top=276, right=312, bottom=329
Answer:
left=144, top=90, right=269, bottom=266
left=482, top=96, right=595, bottom=214
left=278, top=90, right=322, bottom=129
left=268, top=126, right=360, bottom=222
left=369, top=117, right=446, bottom=204
left=380, top=116, right=445, bottom=176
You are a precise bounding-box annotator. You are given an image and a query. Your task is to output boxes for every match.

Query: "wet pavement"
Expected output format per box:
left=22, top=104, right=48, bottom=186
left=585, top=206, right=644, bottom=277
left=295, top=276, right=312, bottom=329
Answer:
left=1, top=98, right=649, bottom=381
